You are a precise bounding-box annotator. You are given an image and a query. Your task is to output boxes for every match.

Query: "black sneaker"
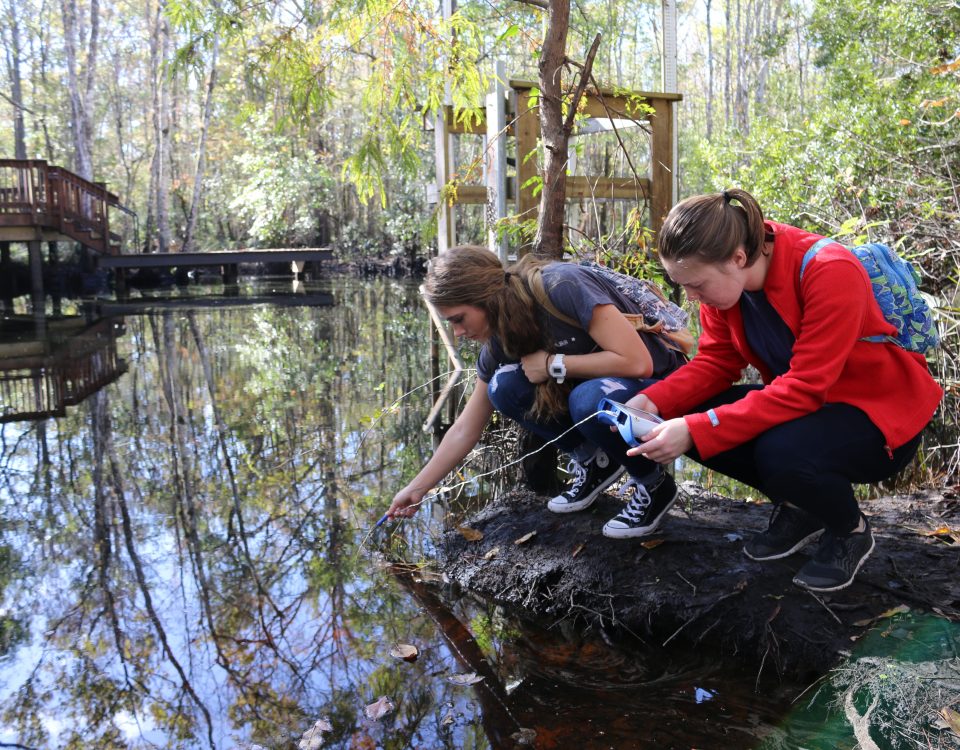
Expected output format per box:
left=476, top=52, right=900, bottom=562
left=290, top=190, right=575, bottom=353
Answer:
left=743, top=503, right=825, bottom=561
left=792, top=516, right=875, bottom=592
left=547, top=449, right=625, bottom=513
left=602, top=472, right=678, bottom=538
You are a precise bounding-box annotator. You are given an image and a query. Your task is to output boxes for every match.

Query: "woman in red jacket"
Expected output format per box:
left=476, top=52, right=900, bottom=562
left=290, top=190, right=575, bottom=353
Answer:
left=622, top=188, right=942, bottom=592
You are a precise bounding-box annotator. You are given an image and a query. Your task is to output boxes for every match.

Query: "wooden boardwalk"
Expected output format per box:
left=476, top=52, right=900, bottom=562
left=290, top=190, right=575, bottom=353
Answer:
left=0, top=159, right=332, bottom=305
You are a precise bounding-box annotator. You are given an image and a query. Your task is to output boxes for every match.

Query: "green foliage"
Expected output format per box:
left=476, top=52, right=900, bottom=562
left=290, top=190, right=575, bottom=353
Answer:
left=220, top=119, right=334, bottom=247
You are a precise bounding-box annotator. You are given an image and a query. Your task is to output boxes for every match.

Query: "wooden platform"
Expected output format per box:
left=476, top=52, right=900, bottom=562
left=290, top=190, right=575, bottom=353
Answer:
left=97, top=248, right=333, bottom=269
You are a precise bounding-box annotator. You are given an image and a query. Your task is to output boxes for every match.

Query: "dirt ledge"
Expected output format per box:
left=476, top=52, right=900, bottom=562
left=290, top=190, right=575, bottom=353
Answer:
left=438, top=483, right=960, bottom=680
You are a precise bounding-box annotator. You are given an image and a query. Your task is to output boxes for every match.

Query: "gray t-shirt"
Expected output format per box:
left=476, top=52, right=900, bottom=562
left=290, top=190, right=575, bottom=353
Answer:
left=476, top=263, right=685, bottom=382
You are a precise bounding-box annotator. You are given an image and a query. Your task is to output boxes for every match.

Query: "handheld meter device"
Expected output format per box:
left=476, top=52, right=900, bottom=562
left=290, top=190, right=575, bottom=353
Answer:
left=596, top=398, right=663, bottom=447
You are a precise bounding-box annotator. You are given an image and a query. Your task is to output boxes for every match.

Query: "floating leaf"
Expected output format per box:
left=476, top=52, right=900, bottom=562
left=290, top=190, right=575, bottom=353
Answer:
left=389, top=643, right=419, bottom=662
left=457, top=526, right=484, bottom=542
left=483, top=546, right=500, bottom=560
left=447, top=672, right=484, bottom=686
left=514, top=531, right=537, bottom=545
left=878, top=604, right=910, bottom=619
left=442, top=713, right=455, bottom=726
left=511, top=727, right=537, bottom=745
left=364, top=696, right=395, bottom=720
left=299, top=718, right=333, bottom=750
left=854, top=604, right=910, bottom=627
left=571, top=543, right=585, bottom=558
left=641, top=538, right=664, bottom=549
left=940, top=706, right=960, bottom=735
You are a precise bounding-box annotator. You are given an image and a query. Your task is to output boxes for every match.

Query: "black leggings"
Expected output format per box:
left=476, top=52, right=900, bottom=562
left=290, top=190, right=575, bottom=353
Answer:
left=687, top=386, right=923, bottom=533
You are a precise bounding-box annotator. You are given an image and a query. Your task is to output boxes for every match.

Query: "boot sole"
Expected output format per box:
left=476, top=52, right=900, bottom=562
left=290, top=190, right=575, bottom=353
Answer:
left=791, top=534, right=876, bottom=593
left=547, top=465, right=626, bottom=513
left=743, top=528, right=825, bottom=561
left=601, top=486, right=678, bottom=538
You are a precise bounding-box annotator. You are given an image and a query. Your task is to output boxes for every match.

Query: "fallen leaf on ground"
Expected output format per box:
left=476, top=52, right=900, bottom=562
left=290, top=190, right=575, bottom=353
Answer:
left=364, top=696, right=395, bottom=720
left=389, top=643, right=419, bottom=661
left=939, top=706, right=960, bottom=735
left=514, top=531, right=537, bottom=545
left=457, top=526, right=484, bottom=542
left=641, top=538, right=664, bottom=549
left=299, top=718, right=333, bottom=750
left=447, top=672, right=484, bottom=686
left=571, top=543, right=585, bottom=558
left=511, top=728, right=537, bottom=745
left=483, top=546, right=500, bottom=560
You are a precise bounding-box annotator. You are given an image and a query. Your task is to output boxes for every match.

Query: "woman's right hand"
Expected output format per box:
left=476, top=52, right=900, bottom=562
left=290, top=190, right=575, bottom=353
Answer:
left=387, top=485, right=427, bottom=519
left=625, top=393, right=660, bottom=415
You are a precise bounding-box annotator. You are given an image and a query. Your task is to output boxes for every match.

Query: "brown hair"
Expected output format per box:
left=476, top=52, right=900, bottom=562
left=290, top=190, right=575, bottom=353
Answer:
left=423, top=245, right=568, bottom=418
left=658, top=188, right=768, bottom=266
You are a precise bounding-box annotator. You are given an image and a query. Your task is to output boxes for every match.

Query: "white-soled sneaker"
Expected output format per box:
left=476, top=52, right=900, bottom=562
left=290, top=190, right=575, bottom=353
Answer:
left=547, top=449, right=625, bottom=513
left=602, top=472, right=678, bottom=538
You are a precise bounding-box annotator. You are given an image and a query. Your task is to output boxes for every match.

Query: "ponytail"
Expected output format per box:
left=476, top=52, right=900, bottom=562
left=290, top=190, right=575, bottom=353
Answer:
left=659, top=188, right=768, bottom=265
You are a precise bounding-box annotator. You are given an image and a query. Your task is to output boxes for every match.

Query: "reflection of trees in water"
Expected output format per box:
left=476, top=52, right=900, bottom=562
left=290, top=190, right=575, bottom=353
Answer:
left=0, top=280, right=484, bottom=748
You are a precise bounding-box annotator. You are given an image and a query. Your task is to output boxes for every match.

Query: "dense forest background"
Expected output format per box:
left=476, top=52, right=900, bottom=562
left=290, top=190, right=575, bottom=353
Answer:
left=1, top=0, right=958, bottom=473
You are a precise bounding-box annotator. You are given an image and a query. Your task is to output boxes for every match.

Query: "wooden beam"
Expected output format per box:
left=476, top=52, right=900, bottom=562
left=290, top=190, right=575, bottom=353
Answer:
left=515, top=88, right=540, bottom=231
left=508, top=79, right=682, bottom=102
left=566, top=176, right=651, bottom=201
left=445, top=185, right=488, bottom=204
left=444, top=105, right=487, bottom=134
left=650, top=97, right=675, bottom=242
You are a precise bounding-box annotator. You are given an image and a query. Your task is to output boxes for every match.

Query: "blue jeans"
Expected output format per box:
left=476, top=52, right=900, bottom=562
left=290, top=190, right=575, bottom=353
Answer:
left=687, top=385, right=923, bottom=533
left=485, top=364, right=661, bottom=482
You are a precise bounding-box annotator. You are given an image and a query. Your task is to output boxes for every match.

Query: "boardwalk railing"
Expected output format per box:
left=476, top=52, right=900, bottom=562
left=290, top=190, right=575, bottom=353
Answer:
left=0, top=159, right=122, bottom=255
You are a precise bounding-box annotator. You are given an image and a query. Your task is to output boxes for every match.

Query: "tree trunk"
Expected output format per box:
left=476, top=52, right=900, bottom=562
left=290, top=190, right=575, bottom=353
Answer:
left=60, top=0, right=98, bottom=180
left=153, top=0, right=172, bottom=253
left=182, top=32, right=219, bottom=254
left=2, top=0, right=28, bottom=158
left=705, top=0, right=714, bottom=140
left=724, top=0, right=731, bottom=129
left=532, top=0, right=572, bottom=259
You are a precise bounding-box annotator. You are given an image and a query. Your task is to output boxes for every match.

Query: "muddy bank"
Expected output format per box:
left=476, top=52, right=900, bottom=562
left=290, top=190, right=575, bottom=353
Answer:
left=438, top=483, right=960, bottom=680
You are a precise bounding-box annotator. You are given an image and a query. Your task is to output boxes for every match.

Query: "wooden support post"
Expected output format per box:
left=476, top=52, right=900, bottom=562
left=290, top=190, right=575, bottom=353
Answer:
left=114, top=268, right=128, bottom=300
left=485, top=61, right=508, bottom=263
left=222, top=264, right=239, bottom=286
left=28, top=239, right=44, bottom=314
left=48, top=242, right=62, bottom=315
left=434, top=111, right=457, bottom=255
left=0, top=241, right=12, bottom=310
left=650, top=97, right=675, bottom=242
left=661, top=0, right=679, bottom=207
left=515, top=87, right=539, bottom=254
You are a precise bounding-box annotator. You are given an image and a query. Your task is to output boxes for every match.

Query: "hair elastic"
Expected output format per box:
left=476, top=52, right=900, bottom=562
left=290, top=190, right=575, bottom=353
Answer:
left=504, top=271, right=512, bottom=283
left=721, top=189, right=732, bottom=204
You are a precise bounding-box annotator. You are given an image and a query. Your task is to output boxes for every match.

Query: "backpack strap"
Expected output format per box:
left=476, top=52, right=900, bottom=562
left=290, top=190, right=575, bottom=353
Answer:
left=799, top=237, right=839, bottom=280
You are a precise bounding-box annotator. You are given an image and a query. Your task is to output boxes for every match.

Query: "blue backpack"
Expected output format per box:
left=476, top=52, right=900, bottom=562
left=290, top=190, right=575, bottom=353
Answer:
left=800, top=238, right=939, bottom=354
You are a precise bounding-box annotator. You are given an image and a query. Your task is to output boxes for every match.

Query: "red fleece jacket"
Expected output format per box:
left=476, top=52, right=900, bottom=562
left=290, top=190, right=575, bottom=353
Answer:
left=641, top=222, right=943, bottom=460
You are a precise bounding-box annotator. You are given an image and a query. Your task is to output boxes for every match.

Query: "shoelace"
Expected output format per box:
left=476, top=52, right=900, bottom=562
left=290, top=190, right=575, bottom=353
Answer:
left=562, top=458, right=588, bottom=497
left=618, top=477, right=652, bottom=521
left=814, top=530, right=848, bottom=564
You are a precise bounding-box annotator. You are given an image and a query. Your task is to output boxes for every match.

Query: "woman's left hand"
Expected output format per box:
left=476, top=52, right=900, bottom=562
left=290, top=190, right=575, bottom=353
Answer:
left=626, top=417, right=692, bottom=463
left=521, top=349, right=551, bottom=384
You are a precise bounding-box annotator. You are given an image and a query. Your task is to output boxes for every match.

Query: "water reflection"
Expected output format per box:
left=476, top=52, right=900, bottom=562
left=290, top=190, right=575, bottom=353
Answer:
left=0, top=277, right=955, bottom=750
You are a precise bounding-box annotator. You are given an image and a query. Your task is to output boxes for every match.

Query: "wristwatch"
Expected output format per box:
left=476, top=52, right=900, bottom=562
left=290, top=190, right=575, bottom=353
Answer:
left=548, top=353, right=566, bottom=383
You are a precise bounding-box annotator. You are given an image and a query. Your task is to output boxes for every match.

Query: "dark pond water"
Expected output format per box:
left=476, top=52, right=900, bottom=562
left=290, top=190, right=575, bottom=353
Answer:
left=1, top=276, right=957, bottom=749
